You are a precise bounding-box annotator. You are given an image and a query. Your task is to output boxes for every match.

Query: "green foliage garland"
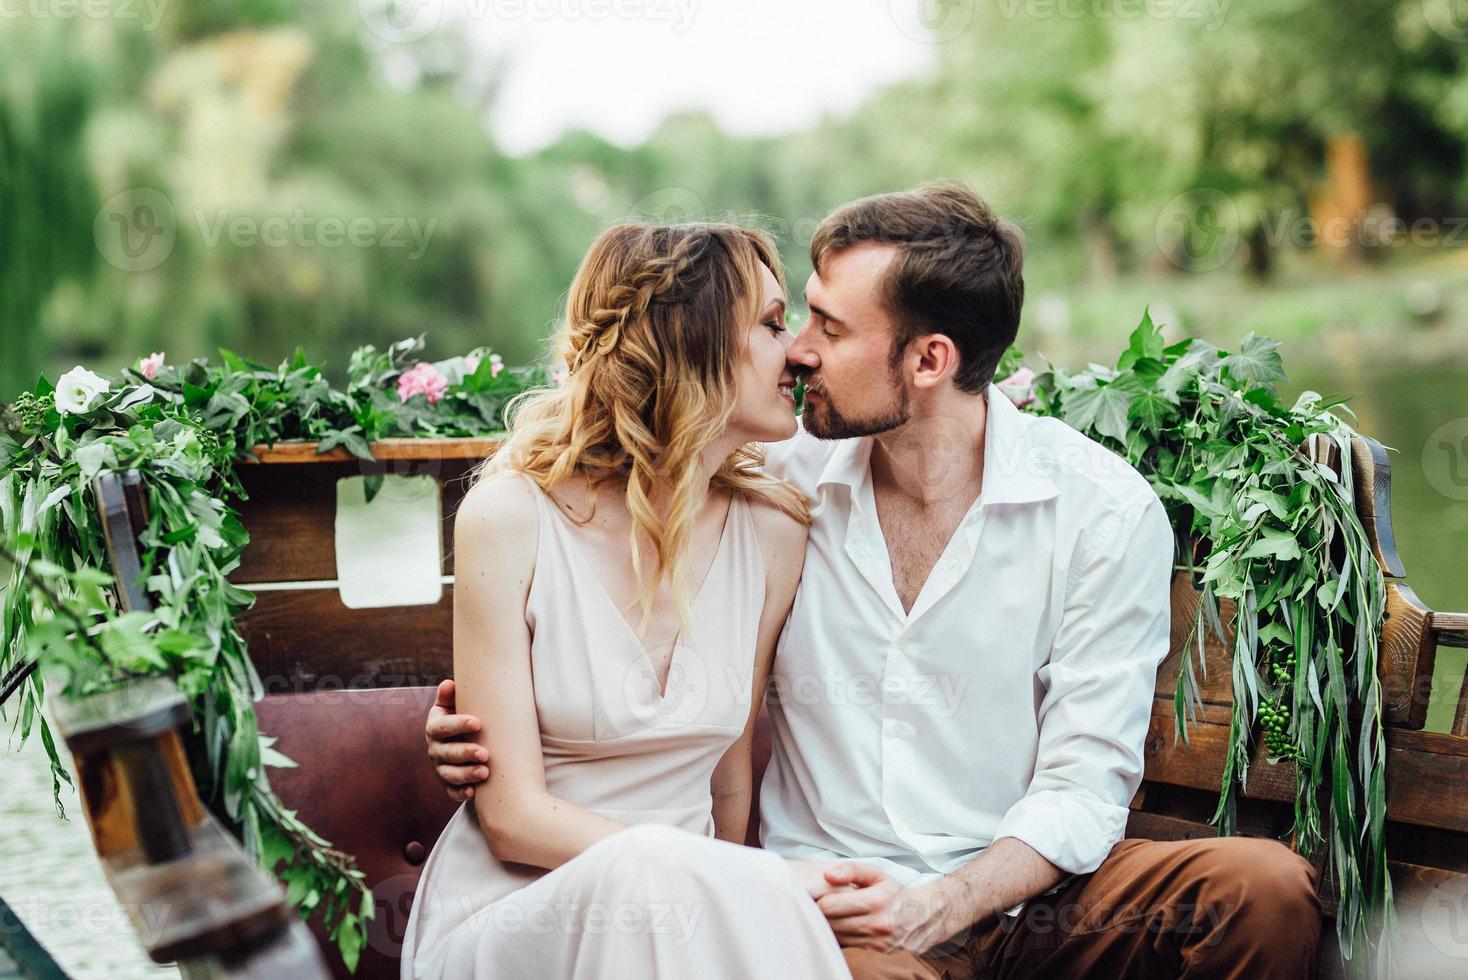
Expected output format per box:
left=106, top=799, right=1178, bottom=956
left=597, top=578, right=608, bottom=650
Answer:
left=1025, top=313, right=1390, bottom=971
left=1, top=336, right=545, bottom=971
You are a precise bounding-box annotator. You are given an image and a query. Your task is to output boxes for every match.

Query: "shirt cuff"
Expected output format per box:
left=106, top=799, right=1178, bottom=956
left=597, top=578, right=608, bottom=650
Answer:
left=991, top=788, right=1129, bottom=875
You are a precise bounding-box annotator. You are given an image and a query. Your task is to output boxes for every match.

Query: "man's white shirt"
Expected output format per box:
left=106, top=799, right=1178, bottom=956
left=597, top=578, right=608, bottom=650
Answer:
left=757, top=383, right=1174, bottom=901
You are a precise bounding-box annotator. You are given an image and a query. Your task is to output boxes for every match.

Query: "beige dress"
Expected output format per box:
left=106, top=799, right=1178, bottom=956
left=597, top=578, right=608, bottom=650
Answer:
left=401, top=476, right=850, bottom=979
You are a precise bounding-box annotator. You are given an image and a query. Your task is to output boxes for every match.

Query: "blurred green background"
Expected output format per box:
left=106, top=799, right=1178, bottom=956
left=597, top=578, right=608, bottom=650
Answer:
left=2, top=0, right=1466, bottom=728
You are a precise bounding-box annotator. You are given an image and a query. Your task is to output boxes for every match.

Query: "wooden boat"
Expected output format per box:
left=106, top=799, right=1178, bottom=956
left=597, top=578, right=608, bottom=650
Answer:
left=46, top=433, right=1468, bottom=978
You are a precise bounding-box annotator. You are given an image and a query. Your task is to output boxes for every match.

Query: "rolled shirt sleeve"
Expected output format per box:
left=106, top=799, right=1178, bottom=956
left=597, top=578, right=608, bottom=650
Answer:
left=992, top=487, right=1175, bottom=874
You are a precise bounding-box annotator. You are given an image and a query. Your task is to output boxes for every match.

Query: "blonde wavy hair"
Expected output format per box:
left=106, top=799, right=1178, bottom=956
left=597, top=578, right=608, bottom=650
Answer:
left=473, top=222, right=810, bottom=635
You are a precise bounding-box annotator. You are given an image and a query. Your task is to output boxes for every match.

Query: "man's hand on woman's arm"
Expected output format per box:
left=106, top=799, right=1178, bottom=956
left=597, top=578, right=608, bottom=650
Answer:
left=425, top=678, right=490, bottom=802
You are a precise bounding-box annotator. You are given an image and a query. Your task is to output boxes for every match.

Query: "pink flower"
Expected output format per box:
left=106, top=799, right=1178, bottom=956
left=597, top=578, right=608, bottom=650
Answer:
left=552, top=366, right=569, bottom=387
left=490, top=354, right=504, bottom=377
left=397, top=361, right=449, bottom=404
left=997, top=367, right=1036, bottom=408
left=139, top=352, right=165, bottom=379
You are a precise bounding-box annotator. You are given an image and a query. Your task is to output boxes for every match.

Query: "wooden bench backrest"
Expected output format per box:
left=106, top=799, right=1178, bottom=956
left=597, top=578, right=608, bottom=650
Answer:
left=101, top=433, right=1468, bottom=978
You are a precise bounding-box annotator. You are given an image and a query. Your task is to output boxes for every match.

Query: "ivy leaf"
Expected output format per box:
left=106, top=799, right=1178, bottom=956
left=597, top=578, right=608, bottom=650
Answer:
left=1117, top=308, right=1165, bottom=371
left=1157, top=339, right=1222, bottom=402
left=1221, top=332, right=1286, bottom=384
left=183, top=382, right=213, bottom=409
left=218, top=348, right=248, bottom=374
left=316, top=426, right=375, bottom=464
left=1062, top=378, right=1138, bottom=444
left=1129, top=389, right=1178, bottom=435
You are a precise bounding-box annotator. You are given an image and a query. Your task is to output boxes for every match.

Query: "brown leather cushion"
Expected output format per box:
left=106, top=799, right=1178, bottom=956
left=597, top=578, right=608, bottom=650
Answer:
left=253, top=688, right=461, bottom=980
left=253, top=690, right=777, bottom=980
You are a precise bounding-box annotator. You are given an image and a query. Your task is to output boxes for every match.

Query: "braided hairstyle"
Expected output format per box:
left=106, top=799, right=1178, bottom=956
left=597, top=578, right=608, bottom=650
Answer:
left=475, top=222, right=810, bottom=637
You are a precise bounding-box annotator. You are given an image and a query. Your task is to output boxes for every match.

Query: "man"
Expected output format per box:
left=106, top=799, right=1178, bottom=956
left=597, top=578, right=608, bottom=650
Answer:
left=425, top=183, right=1322, bottom=978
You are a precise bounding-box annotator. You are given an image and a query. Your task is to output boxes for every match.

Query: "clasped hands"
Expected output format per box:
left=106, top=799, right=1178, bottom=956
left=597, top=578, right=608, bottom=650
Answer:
left=787, top=859, right=954, bottom=954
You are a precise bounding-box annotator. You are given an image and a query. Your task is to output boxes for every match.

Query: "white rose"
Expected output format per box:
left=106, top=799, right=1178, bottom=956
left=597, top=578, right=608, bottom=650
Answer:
left=55, top=366, right=111, bottom=415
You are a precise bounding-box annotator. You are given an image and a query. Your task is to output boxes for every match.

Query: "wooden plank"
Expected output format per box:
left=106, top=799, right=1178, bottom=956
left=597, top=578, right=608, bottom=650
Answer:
left=1143, top=700, right=1300, bottom=804
left=1384, top=738, right=1468, bottom=834
left=103, top=818, right=287, bottom=962
left=1456, top=660, right=1468, bottom=738
left=1146, top=699, right=1468, bottom=833
left=241, top=437, right=502, bottom=464
left=229, top=458, right=479, bottom=583
left=1155, top=575, right=1235, bottom=704
left=94, top=472, right=151, bottom=613
left=236, top=587, right=455, bottom=691
left=1350, top=434, right=1407, bottom=579
left=1125, top=810, right=1220, bottom=842
left=1381, top=582, right=1438, bottom=730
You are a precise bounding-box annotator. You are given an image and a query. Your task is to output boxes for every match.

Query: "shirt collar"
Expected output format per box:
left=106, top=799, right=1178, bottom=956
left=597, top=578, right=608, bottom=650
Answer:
left=814, top=383, right=1058, bottom=506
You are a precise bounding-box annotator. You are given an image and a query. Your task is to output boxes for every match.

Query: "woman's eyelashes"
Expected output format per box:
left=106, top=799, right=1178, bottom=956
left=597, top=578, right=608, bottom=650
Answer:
left=765, top=319, right=786, bottom=336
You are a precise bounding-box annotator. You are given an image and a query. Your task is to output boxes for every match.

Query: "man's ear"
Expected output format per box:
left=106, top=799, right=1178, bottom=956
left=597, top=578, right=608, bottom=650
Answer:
left=909, top=333, right=959, bottom=390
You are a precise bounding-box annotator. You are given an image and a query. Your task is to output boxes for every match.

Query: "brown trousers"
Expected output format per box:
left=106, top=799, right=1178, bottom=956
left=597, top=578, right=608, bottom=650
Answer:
left=842, top=837, right=1323, bottom=980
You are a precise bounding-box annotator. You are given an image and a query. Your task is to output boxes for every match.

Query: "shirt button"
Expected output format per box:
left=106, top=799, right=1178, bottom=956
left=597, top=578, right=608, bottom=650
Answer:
left=883, top=719, right=913, bottom=738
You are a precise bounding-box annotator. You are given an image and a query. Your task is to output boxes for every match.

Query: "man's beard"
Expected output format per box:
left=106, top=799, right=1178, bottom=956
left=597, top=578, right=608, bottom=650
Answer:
left=801, top=371, right=911, bottom=440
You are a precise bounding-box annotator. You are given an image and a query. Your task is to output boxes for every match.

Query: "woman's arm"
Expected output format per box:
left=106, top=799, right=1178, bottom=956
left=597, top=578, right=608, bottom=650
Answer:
left=455, top=474, right=628, bottom=869
left=710, top=495, right=808, bottom=844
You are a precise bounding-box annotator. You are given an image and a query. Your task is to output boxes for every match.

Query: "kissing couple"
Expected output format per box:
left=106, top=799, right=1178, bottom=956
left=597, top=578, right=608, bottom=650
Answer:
left=404, top=183, right=1322, bottom=979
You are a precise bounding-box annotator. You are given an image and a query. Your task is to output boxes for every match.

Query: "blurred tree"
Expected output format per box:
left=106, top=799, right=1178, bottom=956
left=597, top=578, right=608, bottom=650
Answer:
left=0, top=24, right=101, bottom=395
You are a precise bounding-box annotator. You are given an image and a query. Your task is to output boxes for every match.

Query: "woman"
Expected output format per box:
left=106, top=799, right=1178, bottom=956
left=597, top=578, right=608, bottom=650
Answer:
left=400, top=223, right=851, bottom=978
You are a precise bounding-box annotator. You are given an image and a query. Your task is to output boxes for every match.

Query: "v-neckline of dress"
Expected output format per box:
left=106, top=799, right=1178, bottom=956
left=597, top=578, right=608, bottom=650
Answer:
left=540, top=487, right=739, bottom=700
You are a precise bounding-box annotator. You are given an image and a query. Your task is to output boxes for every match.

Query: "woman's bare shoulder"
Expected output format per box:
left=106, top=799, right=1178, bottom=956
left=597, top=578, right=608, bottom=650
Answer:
left=455, top=470, right=541, bottom=552
left=744, top=492, right=809, bottom=578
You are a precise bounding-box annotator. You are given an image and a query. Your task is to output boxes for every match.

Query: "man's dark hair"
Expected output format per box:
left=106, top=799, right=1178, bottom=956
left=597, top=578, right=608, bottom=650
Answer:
left=809, top=181, right=1025, bottom=394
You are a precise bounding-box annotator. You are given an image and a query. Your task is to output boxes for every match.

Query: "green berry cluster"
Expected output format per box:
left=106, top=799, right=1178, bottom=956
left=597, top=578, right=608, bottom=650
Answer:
left=1258, top=698, right=1297, bottom=759
left=9, top=391, right=55, bottom=435
left=196, top=426, right=222, bottom=458
left=1268, top=645, right=1297, bottom=685
left=1259, top=642, right=1300, bottom=760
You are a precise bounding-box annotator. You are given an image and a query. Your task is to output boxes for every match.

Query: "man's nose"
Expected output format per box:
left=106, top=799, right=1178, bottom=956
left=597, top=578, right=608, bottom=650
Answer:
left=785, top=325, right=819, bottom=371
